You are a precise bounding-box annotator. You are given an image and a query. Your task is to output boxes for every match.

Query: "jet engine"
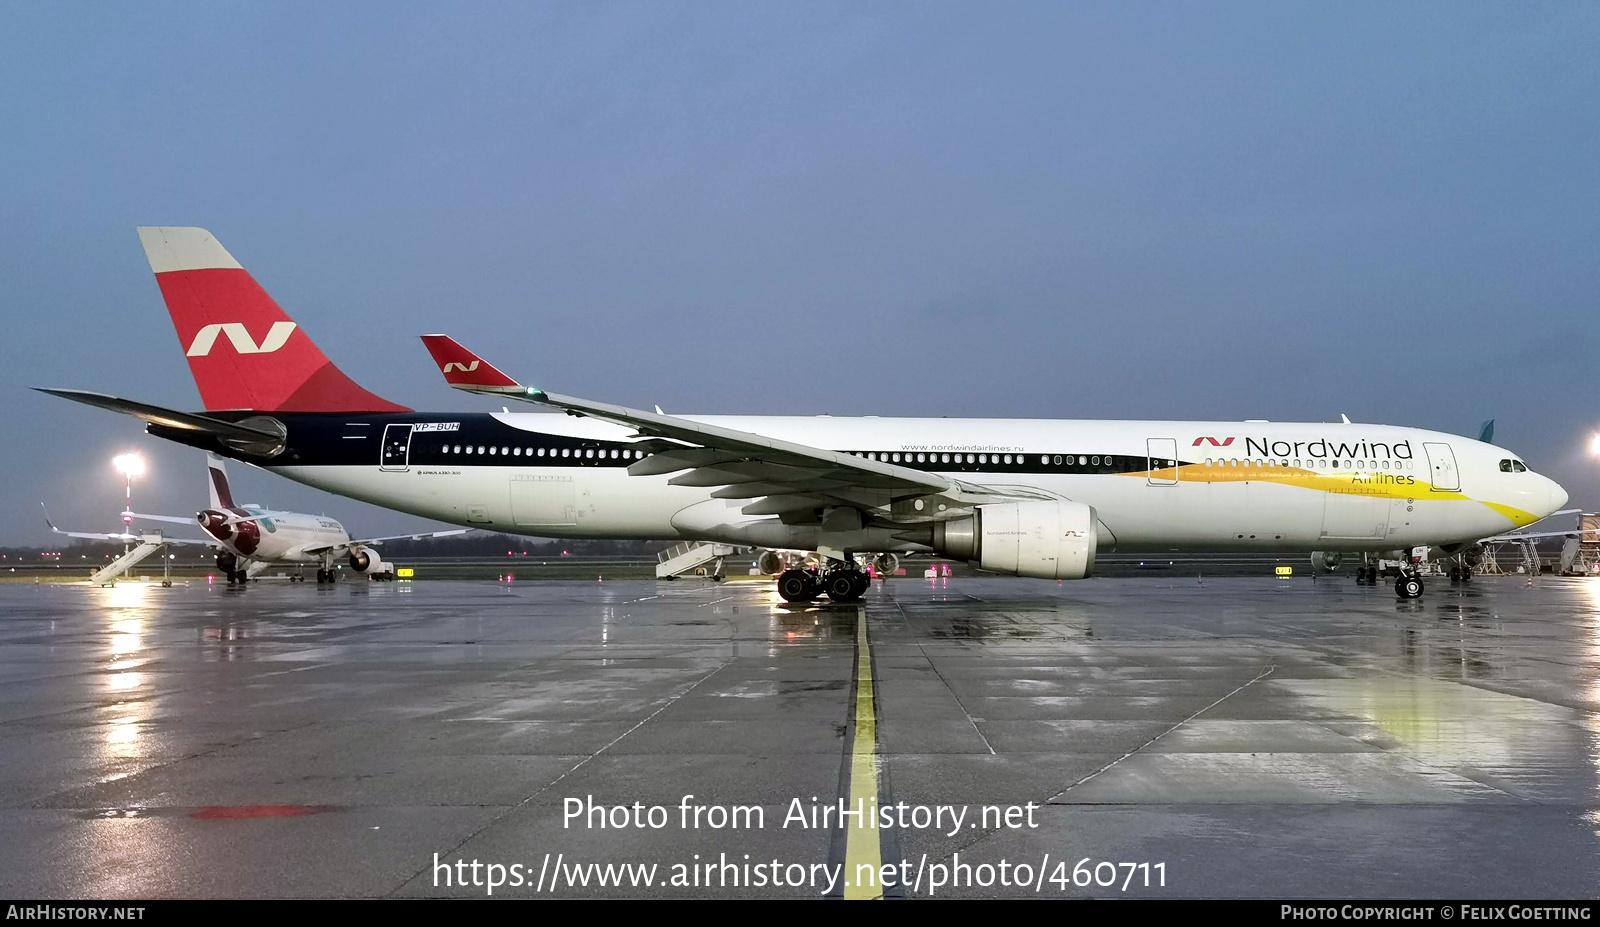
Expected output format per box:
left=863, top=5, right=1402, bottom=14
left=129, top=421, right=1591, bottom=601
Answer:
left=348, top=549, right=389, bottom=575
left=872, top=553, right=900, bottom=576
left=757, top=550, right=785, bottom=575
left=928, top=500, right=1097, bottom=580
left=1310, top=551, right=1343, bottom=573
left=215, top=551, right=239, bottom=574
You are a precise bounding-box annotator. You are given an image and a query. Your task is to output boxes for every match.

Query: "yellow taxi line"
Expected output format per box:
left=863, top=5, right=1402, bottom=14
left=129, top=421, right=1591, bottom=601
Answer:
left=844, top=607, right=883, bottom=900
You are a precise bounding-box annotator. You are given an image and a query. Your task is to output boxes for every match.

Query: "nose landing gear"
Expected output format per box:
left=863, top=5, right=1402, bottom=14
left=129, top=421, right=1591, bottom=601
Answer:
left=1395, top=566, right=1420, bottom=601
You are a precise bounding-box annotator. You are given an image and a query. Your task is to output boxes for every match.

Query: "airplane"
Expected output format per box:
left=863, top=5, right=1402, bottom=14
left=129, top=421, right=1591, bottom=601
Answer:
left=37, top=227, right=1569, bottom=601
left=48, top=451, right=470, bottom=584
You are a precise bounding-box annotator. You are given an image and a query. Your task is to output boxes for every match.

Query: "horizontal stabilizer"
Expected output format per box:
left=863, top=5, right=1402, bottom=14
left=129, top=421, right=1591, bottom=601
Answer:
left=35, top=388, right=284, bottom=443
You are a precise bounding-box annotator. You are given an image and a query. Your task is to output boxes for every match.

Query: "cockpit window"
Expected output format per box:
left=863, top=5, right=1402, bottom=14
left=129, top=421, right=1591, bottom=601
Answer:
left=1513, top=460, right=1527, bottom=472
left=1500, top=459, right=1513, bottom=472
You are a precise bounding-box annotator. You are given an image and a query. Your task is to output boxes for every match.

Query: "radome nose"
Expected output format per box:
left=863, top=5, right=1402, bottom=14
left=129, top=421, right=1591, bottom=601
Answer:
left=1546, top=477, right=1569, bottom=518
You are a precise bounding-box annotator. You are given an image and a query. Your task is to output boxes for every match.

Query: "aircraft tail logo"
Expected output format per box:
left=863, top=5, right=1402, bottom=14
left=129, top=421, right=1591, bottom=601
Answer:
left=186, top=322, right=298, bottom=357
left=138, top=226, right=409, bottom=414
left=442, top=360, right=480, bottom=374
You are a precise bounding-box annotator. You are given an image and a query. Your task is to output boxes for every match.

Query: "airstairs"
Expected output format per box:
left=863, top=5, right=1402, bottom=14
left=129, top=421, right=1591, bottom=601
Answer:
left=89, top=534, right=175, bottom=586
left=655, top=541, right=742, bottom=579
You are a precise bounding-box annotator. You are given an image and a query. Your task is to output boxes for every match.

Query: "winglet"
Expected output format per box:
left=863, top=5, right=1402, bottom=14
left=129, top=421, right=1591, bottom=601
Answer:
left=419, top=335, right=543, bottom=398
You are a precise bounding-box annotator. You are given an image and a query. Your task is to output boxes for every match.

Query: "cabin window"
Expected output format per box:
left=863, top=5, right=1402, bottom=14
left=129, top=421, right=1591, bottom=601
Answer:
left=561, top=449, right=570, bottom=458
left=941, top=453, right=950, bottom=463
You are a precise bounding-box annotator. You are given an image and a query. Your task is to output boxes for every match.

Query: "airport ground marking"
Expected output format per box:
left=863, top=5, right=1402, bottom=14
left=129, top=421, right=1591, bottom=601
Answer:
left=890, top=597, right=994, bottom=755
left=844, top=606, right=885, bottom=900
left=395, top=651, right=736, bottom=895
left=1046, top=662, right=1277, bottom=803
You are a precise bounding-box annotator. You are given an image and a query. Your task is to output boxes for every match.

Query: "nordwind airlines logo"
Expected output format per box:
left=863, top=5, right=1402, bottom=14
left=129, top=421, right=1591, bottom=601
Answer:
left=1192, top=436, right=1236, bottom=447
left=442, top=361, right=480, bottom=374
left=186, top=322, right=297, bottom=357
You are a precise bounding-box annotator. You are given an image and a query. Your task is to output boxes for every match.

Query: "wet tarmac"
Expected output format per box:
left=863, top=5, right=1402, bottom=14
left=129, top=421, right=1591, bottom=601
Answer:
left=2, top=574, right=1599, bottom=898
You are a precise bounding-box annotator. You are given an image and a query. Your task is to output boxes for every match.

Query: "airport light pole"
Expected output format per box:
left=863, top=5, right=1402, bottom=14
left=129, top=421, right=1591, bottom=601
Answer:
left=112, top=453, right=145, bottom=533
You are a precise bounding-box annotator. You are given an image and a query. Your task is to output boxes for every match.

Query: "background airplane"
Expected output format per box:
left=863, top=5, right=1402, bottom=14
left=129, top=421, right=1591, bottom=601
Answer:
left=48, top=452, right=470, bottom=584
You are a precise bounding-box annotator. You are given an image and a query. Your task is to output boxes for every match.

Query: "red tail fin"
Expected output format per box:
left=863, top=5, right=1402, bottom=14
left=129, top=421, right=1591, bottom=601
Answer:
left=138, top=227, right=408, bottom=413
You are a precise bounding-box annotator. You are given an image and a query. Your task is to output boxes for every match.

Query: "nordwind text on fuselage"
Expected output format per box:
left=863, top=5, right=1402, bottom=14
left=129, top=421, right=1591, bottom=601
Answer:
left=1242, top=437, right=1414, bottom=461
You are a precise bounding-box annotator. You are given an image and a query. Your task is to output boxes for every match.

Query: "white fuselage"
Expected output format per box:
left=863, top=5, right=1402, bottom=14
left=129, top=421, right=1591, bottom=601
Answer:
left=206, top=509, right=352, bottom=565
left=262, top=413, right=1566, bottom=555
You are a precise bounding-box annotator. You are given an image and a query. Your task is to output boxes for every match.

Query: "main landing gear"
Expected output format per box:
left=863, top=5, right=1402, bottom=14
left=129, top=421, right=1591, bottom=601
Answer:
left=776, top=564, right=871, bottom=603
left=315, top=568, right=339, bottom=584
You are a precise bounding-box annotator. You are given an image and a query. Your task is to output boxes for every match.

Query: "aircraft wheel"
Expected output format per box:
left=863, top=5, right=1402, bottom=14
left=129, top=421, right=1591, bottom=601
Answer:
left=1461, top=567, right=1472, bottom=582
left=850, top=570, right=872, bottom=598
left=315, top=569, right=328, bottom=584
left=777, top=569, right=815, bottom=602
left=1396, top=576, right=1424, bottom=598
left=825, top=570, right=865, bottom=602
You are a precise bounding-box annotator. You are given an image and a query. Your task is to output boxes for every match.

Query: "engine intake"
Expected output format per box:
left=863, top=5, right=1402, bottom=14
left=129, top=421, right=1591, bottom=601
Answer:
left=348, top=549, right=388, bottom=575
left=930, top=500, right=1098, bottom=580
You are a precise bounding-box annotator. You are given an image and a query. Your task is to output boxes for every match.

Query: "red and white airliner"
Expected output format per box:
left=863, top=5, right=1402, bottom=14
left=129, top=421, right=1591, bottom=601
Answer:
left=39, top=227, right=1569, bottom=600
left=48, top=451, right=469, bottom=584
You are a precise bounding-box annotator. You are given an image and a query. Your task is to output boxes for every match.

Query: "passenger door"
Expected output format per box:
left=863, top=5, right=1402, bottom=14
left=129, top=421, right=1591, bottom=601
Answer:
left=380, top=424, right=413, bottom=471
left=1422, top=442, right=1460, bottom=492
left=1146, top=437, right=1178, bottom=485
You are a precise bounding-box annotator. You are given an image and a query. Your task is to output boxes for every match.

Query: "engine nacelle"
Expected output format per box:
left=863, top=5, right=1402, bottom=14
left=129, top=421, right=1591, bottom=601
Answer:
left=1310, top=550, right=1343, bottom=573
left=757, top=550, right=785, bottom=575
left=872, top=553, right=900, bottom=576
left=348, top=549, right=388, bottom=575
left=929, top=500, right=1098, bottom=580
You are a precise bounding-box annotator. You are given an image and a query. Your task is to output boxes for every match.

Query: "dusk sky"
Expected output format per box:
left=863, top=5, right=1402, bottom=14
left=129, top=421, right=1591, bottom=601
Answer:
left=2, top=2, right=1597, bottom=543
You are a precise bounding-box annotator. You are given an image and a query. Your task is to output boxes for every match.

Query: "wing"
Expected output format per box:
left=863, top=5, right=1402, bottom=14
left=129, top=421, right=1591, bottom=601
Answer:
left=300, top=527, right=474, bottom=556
left=418, top=335, right=1044, bottom=525
left=42, top=505, right=213, bottom=545
left=125, top=510, right=201, bottom=526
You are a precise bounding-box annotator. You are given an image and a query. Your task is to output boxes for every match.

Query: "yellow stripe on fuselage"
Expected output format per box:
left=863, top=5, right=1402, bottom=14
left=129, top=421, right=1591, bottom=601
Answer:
left=1132, top=463, right=1540, bottom=528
